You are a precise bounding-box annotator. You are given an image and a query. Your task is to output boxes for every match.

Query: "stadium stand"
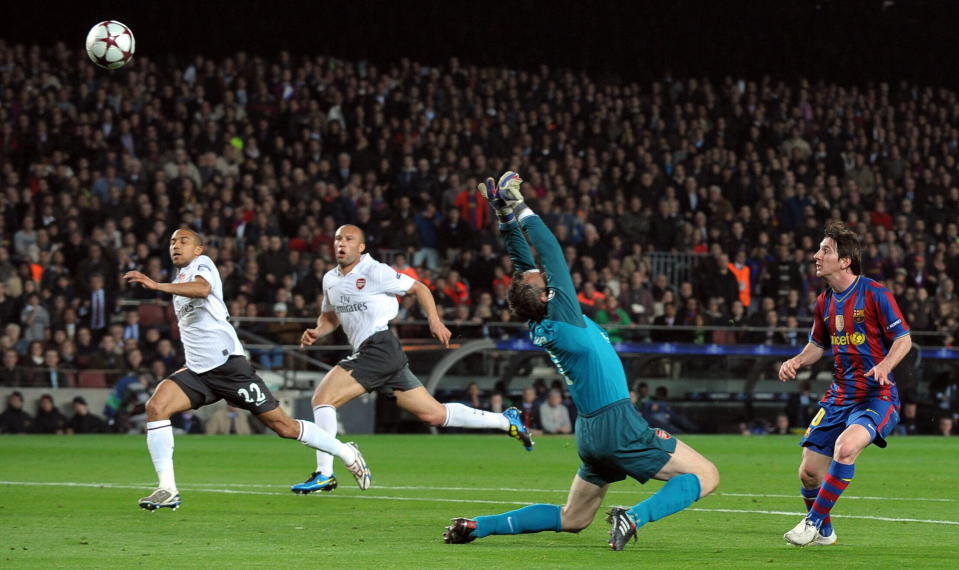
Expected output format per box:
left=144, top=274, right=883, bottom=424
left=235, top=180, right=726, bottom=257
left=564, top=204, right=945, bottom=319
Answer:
left=2, top=42, right=958, bottom=434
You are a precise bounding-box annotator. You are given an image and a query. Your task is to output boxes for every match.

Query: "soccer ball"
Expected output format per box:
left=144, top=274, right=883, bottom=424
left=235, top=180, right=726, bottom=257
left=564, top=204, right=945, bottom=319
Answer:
left=85, top=21, right=135, bottom=69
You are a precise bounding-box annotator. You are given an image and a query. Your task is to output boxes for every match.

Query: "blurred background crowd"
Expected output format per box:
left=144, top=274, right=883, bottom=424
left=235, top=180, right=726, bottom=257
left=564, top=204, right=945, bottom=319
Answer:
left=1, top=39, right=958, bottom=434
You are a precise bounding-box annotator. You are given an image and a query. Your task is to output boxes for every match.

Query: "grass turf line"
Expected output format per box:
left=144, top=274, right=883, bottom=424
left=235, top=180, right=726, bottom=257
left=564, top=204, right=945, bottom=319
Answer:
left=1, top=434, right=957, bottom=568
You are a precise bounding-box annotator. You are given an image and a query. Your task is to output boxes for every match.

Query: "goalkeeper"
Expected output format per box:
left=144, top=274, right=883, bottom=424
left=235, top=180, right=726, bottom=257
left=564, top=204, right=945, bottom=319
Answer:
left=442, top=172, right=720, bottom=551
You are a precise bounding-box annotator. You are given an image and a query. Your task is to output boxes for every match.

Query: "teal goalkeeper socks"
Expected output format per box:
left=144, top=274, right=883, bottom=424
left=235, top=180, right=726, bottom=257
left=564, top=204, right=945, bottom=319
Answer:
left=627, top=473, right=701, bottom=528
left=474, top=504, right=563, bottom=537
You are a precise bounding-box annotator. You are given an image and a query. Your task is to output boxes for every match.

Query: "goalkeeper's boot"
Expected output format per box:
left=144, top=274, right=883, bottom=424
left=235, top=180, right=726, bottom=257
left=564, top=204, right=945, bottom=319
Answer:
left=344, top=442, right=372, bottom=490
left=138, top=488, right=181, bottom=511
left=503, top=407, right=534, bottom=451
left=443, top=518, right=478, bottom=544
left=810, top=528, right=838, bottom=546
left=606, top=507, right=638, bottom=551
left=783, top=517, right=820, bottom=546
left=290, top=471, right=338, bottom=494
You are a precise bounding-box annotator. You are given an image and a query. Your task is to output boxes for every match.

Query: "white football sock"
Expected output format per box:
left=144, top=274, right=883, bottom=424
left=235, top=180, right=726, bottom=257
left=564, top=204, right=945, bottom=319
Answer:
left=313, top=405, right=337, bottom=475
left=443, top=403, right=510, bottom=430
left=146, top=420, right=177, bottom=493
left=296, top=420, right=356, bottom=466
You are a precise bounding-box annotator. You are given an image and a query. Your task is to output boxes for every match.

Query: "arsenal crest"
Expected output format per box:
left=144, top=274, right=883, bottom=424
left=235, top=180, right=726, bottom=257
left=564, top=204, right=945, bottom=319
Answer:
left=356, top=278, right=366, bottom=290
left=835, top=315, right=844, bottom=332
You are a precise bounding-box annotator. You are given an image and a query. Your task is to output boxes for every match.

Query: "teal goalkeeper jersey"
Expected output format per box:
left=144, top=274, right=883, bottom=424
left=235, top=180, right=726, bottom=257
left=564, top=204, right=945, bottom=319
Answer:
left=501, top=215, right=631, bottom=415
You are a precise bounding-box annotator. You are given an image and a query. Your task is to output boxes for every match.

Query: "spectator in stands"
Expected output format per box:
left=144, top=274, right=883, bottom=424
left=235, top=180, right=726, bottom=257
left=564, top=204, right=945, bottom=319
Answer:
left=642, top=386, right=698, bottom=434
left=171, top=410, right=205, bottom=435
left=4, top=323, right=27, bottom=356
left=488, top=392, right=508, bottom=414
left=577, top=281, right=606, bottom=319
left=539, top=388, right=572, bottom=434
left=932, top=374, right=957, bottom=436
left=519, top=387, right=543, bottom=434
left=0, top=391, right=32, bottom=433
left=595, top=296, right=633, bottom=343
left=74, top=327, right=98, bottom=366
left=66, top=396, right=107, bottom=434
left=652, top=302, right=686, bottom=343
left=770, top=413, right=791, bottom=435
left=81, top=273, right=114, bottom=341
left=19, top=293, right=50, bottom=343
left=103, top=372, right=152, bottom=433
left=462, top=382, right=486, bottom=410
left=35, top=348, right=73, bottom=388
left=703, top=254, right=741, bottom=310
left=122, top=310, right=142, bottom=342
left=443, top=270, right=470, bottom=307
left=0, top=349, right=29, bottom=386
left=32, top=393, right=67, bottom=434
left=246, top=302, right=283, bottom=370
left=437, top=206, right=475, bottom=263
left=0, top=283, right=16, bottom=326
left=94, top=335, right=125, bottom=385
left=727, top=250, right=752, bottom=311
left=205, top=404, right=252, bottom=435
left=780, top=315, right=803, bottom=347
left=154, top=339, right=180, bottom=371
left=726, top=300, right=748, bottom=342
left=939, top=415, right=955, bottom=436
left=414, top=202, right=442, bottom=270
left=620, top=271, right=655, bottom=326
left=392, top=253, right=419, bottom=282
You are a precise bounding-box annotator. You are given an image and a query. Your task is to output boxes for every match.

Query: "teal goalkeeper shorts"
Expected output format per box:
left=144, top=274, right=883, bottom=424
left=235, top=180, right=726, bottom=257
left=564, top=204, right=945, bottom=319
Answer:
left=576, top=399, right=678, bottom=486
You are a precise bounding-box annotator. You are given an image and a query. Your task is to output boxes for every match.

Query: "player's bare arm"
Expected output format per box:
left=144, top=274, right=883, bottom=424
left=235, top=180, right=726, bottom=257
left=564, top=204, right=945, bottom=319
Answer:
left=123, top=272, right=212, bottom=299
left=408, top=281, right=451, bottom=348
left=865, top=334, right=912, bottom=386
left=779, top=342, right=825, bottom=382
left=300, top=311, right=340, bottom=348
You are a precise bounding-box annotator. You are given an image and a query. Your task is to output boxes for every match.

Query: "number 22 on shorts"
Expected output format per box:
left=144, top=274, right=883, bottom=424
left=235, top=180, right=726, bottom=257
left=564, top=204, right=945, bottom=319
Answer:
left=237, top=383, right=265, bottom=404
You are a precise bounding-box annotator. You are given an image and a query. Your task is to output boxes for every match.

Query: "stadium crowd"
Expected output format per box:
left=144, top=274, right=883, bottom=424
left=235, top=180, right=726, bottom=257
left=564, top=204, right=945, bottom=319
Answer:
left=1, top=41, right=958, bottom=433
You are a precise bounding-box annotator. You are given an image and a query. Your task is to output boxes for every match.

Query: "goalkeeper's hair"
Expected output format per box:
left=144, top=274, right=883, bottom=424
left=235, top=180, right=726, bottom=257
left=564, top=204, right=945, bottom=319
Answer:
left=508, top=271, right=548, bottom=322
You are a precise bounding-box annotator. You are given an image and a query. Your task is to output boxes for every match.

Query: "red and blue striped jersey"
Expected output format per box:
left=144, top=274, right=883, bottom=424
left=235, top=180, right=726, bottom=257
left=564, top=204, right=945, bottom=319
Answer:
left=808, top=276, right=909, bottom=406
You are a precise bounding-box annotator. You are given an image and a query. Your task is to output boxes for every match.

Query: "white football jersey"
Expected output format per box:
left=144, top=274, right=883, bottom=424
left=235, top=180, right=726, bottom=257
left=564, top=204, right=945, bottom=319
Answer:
left=172, top=254, right=245, bottom=373
left=321, top=254, right=416, bottom=350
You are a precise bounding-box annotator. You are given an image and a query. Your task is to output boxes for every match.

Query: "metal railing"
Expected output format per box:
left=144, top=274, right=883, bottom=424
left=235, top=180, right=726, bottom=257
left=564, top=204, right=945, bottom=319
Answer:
left=648, top=251, right=705, bottom=287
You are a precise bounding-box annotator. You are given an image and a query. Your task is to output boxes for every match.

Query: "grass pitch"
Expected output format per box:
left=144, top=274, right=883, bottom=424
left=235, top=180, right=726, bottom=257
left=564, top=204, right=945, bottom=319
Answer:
left=1, top=434, right=957, bottom=568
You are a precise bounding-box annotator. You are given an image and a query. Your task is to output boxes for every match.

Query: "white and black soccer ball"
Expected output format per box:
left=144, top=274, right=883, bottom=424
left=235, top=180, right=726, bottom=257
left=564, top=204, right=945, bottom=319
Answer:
left=85, top=20, right=135, bottom=69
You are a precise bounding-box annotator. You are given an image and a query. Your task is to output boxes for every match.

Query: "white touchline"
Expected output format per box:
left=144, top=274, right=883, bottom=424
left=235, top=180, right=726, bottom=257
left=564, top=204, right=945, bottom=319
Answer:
left=113, top=481, right=959, bottom=503
left=2, top=480, right=957, bottom=526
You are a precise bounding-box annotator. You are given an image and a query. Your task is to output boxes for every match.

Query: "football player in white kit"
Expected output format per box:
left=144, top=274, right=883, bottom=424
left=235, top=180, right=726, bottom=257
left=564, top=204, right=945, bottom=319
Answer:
left=124, top=228, right=372, bottom=511
left=291, top=224, right=533, bottom=494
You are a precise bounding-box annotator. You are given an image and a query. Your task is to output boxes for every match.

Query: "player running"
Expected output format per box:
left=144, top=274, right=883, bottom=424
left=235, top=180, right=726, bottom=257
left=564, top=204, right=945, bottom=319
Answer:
left=124, top=228, right=371, bottom=511
left=780, top=221, right=911, bottom=546
left=442, top=172, right=719, bottom=551
left=290, top=224, right=533, bottom=494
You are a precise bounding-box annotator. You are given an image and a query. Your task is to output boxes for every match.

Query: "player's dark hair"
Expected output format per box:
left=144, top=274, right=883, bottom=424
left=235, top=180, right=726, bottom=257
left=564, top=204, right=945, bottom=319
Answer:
left=175, top=227, right=204, bottom=247
left=823, top=221, right=861, bottom=275
left=508, top=272, right=549, bottom=322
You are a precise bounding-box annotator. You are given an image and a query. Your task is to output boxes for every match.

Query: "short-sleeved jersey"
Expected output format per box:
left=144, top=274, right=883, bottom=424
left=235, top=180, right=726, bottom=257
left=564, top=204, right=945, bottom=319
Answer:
left=808, top=276, right=909, bottom=406
left=172, top=255, right=244, bottom=373
left=502, top=216, right=630, bottom=415
left=321, top=254, right=416, bottom=350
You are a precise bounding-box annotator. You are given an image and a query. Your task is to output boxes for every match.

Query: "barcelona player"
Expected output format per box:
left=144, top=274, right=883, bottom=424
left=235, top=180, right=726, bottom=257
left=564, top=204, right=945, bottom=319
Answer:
left=779, top=221, right=911, bottom=546
left=442, top=172, right=719, bottom=551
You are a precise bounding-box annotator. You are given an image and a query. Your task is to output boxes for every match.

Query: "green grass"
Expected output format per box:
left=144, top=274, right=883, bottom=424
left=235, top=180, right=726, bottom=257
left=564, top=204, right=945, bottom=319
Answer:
left=1, top=434, right=957, bottom=568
